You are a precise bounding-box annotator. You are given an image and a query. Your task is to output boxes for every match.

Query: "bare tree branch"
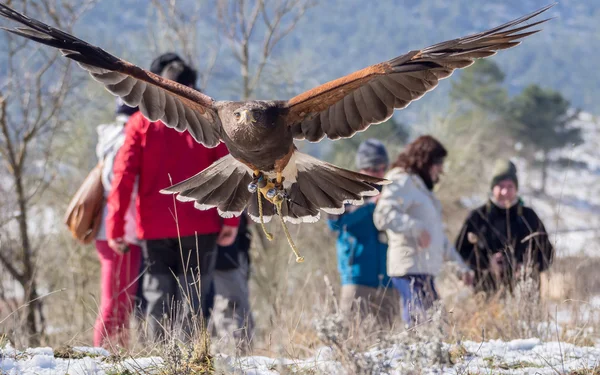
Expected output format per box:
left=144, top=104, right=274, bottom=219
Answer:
left=0, top=238, right=24, bottom=285
left=0, top=0, right=97, bottom=346
left=150, top=0, right=221, bottom=91
left=217, top=0, right=316, bottom=99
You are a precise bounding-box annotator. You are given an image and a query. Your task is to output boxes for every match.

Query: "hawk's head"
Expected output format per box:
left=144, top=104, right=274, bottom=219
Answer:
left=234, top=108, right=257, bottom=125
left=232, top=101, right=275, bottom=127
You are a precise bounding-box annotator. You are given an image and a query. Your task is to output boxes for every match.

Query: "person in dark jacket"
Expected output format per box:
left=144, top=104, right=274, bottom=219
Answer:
left=328, top=139, right=397, bottom=324
left=106, top=53, right=239, bottom=342
left=455, top=159, right=554, bottom=294
left=209, top=212, right=254, bottom=353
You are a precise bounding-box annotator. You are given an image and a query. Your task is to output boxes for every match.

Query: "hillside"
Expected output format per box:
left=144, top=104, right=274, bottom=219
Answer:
left=68, top=0, right=599, bottom=114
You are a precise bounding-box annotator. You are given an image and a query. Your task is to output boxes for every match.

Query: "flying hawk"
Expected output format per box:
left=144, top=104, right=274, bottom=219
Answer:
left=0, top=3, right=553, bottom=241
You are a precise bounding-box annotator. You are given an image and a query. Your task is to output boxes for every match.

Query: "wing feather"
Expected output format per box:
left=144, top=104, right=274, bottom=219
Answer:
left=343, top=93, right=363, bottom=132
left=286, top=4, right=554, bottom=142
left=0, top=3, right=223, bottom=147
left=106, top=75, right=136, bottom=97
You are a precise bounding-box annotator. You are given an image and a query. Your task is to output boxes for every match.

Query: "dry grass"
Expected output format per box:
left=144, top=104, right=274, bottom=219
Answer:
left=1, top=165, right=600, bottom=374
left=1, top=225, right=600, bottom=374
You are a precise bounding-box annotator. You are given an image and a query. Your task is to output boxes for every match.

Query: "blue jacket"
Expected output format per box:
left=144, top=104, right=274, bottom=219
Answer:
left=328, top=202, right=390, bottom=288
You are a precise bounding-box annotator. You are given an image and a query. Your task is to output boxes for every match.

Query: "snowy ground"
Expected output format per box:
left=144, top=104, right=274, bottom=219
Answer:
left=0, top=346, right=162, bottom=375
left=2, top=339, right=600, bottom=374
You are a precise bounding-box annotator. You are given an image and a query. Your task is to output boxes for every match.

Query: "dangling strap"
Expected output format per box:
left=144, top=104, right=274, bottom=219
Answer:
left=275, top=201, right=304, bottom=263
left=257, top=191, right=273, bottom=241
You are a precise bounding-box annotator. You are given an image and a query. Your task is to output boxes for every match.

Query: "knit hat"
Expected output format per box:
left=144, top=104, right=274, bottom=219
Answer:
left=490, top=159, right=518, bottom=190
left=355, top=139, right=389, bottom=170
left=149, top=52, right=197, bottom=87
left=115, top=97, right=138, bottom=116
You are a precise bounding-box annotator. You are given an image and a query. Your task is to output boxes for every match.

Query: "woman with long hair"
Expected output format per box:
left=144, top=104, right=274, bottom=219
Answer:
left=374, top=135, right=472, bottom=325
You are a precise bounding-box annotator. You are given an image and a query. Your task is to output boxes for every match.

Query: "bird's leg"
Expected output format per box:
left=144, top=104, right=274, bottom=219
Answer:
left=257, top=175, right=286, bottom=204
left=261, top=172, right=286, bottom=204
left=248, top=170, right=273, bottom=241
left=247, top=170, right=262, bottom=193
left=274, top=199, right=304, bottom=263
left=275, top=172, right=284, bottom=189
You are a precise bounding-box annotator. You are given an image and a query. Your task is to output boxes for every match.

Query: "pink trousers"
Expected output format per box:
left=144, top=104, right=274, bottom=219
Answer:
left=93, top=240, right=142, bottom=348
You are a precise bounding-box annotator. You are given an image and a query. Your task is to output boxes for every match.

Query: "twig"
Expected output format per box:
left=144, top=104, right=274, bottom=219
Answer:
left=0, top=288, right=66, bottom=325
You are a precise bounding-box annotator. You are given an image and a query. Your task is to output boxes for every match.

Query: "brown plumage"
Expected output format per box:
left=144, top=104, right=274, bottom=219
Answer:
left=0, top=3, right=554, bottom=223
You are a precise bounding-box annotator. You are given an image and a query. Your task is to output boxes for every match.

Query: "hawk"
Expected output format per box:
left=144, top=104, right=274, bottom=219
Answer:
left=0, top=3, right=553, bottom=259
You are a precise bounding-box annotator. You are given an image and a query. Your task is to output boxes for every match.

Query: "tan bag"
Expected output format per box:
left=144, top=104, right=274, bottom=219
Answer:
left=64, top=162, right=105, bottom=244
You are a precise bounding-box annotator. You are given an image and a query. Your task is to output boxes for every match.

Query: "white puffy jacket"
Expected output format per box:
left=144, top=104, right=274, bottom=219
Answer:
left=373, top=168, right=469, bottom=277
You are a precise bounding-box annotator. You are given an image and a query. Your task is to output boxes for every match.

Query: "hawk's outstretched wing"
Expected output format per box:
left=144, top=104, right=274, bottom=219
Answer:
left=285, top=4, right=554, bottom=142
left=0, top=4, right=222, bottom=147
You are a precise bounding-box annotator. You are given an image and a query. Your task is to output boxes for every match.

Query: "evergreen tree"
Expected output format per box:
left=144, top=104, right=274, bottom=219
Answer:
left=508, top=85, right=581, bottom=194
left=450, top=59, right=508, bottom=114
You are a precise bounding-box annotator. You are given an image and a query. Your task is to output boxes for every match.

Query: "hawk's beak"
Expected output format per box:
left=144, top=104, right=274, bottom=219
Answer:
left=240, top=110, right=256, bottom=124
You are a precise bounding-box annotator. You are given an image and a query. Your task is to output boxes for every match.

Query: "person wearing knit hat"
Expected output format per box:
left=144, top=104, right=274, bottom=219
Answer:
left=490, top=159, right=519, bottom=209
left=455, top=158, right=554, bottom=295
left=355, top=139, right=389, bottom=172
left=106, top=53, right=240, bottom=343
left=490, top=159, right=518, bottom=190
left=149, top=52, right=197, bottom=88
left=328, top=139, right=397, bottom=325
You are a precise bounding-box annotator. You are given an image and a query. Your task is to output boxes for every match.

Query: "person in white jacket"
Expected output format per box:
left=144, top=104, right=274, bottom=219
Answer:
left=93, top=98, right=141, bottom=348
left=374, top=135, right=472, bottom=325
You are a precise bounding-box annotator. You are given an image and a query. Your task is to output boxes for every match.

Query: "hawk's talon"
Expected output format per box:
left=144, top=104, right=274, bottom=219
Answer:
left=258, top=177, right=288, bottom=204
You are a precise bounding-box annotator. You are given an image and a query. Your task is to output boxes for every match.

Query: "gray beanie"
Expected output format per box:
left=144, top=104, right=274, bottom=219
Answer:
left=355, top=139, right=389, bottom=170
left=490, top=159, right=518, bottom=190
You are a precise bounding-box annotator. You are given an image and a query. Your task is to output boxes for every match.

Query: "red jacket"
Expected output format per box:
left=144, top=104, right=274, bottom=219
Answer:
left=106, top=112, right=239, bottom=240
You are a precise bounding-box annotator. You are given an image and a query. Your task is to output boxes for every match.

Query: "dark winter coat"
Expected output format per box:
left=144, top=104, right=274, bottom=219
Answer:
left=215, top=213, right=252, bottom=271
left=455, top=199, right=554, bottom=290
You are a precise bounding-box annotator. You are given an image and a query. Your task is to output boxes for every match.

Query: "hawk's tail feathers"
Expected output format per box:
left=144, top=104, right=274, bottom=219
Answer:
left=247, top=151, right=389, bottom=224
left=160, top=151, right=389, bottom=224
left=159, top=154, right=253, bottom=218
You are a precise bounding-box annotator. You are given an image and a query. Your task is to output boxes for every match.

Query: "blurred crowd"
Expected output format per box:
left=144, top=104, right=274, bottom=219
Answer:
left=84, top=52, right=554, bottom=352
left=329, top=136, right=553, bottom=327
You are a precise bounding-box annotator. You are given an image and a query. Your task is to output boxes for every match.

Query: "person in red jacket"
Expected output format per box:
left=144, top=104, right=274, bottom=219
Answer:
left=106, top=53, right=239, bottom=342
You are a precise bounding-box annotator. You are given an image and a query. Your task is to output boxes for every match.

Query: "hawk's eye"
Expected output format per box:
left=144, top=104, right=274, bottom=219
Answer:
left=253, top=111, right=262, bottom=120
left=234, top=112, right=241, bottom=119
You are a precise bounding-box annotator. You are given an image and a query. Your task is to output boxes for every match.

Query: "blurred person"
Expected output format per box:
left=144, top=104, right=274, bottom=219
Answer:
left=455, top=159, right=554, bottom=294
left=374, top=135, right=472, bottom=325
left=106, top=53, right=239, bottom=342
left=93, top=98, right=141, bottom=348
left=209, top=212, right=254, bottom=353
left=328, top=139, right=398, bottom=325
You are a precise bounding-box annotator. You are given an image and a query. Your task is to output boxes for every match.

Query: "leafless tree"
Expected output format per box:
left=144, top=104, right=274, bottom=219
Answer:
left=0, top=0, right=95, bottom=346
left=149, top=0, right=220, bottom=91
left=150, top=0, right=315, bottom=98
left=217, top=0, right=316, bottom=100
